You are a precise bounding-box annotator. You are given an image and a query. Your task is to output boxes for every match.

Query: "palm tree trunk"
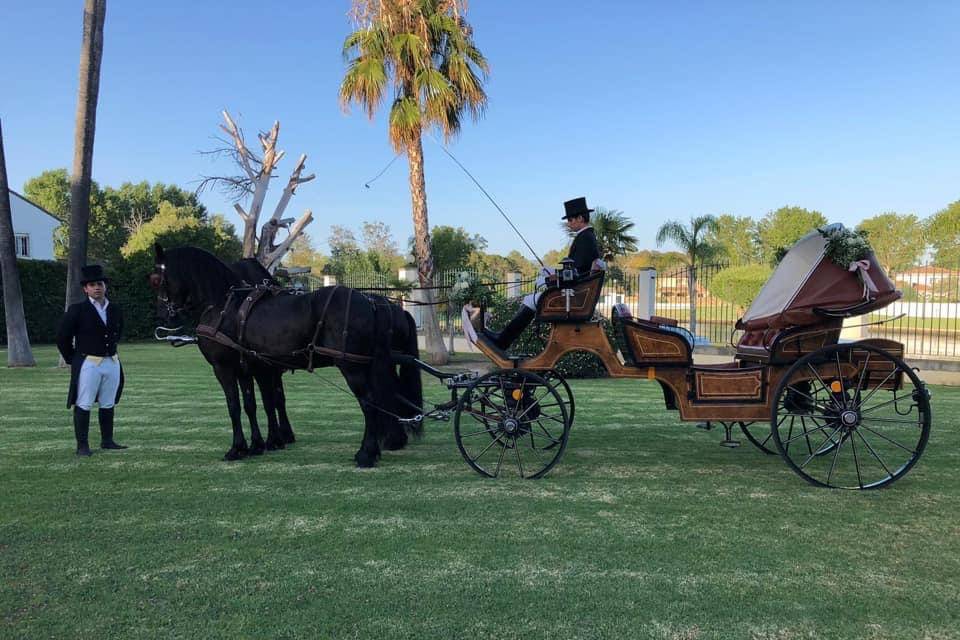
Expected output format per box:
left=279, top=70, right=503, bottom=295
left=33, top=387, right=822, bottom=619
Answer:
left=406, top=135, right=448, bottom=365
left=687, top=267, right=697, bottom=337
left=65, top=0, right=106, bottom=313
left=0, top=120, right=36, bottom=367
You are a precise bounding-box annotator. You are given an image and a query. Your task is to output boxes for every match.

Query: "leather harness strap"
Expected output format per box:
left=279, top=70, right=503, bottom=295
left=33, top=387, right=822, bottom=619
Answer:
left=196, top=283, right=375, bottom=369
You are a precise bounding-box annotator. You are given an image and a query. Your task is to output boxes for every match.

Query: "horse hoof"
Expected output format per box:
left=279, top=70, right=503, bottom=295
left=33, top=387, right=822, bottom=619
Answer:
left=266, top=440, right=285, bottom=451
left=249, top=445, right=265, bottom=456
left=354, top=450, right=378, bottom=468
left=224, top=448, right=245, bottom=461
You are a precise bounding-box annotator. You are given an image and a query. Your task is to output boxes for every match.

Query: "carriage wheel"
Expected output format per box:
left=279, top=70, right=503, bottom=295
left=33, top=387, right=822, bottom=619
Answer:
left=454, top=369, right=571, bottom=479
left=771, top=343, right=931, bottom=489
left=739, top=422, right=777, bottom=455
left=539, top=369, right=574, bottom=450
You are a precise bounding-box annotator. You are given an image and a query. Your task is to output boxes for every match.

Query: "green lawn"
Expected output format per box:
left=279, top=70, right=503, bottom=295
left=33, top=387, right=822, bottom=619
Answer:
left=2, top=344, right=959, bottom=639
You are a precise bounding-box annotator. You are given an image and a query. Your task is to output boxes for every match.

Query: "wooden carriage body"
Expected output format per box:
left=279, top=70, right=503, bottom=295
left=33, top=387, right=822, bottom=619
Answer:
left=474, top=225, right=906, bottom=422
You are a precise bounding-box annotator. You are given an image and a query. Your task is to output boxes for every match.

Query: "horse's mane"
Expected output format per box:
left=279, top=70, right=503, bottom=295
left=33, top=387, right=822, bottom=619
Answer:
left=231, top=258, right=279, bottom=286
left=166, top=246, right=243, bottom=307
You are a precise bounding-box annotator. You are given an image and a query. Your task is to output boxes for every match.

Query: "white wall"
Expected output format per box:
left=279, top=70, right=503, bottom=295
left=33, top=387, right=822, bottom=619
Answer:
left=9, top=191, right=59, bottom=260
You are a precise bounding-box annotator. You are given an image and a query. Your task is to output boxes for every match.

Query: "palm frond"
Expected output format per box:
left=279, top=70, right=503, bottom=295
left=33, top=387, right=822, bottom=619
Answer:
left=339, top=57, right=388, bottom=119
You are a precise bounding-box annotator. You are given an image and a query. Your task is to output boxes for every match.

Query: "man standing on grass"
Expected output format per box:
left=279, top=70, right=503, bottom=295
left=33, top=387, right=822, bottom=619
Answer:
left=56, top=265, right=127, bottom=456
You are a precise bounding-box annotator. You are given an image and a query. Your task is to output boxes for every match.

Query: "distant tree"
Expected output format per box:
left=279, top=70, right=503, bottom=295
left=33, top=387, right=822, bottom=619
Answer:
left=656, top=215, right=720, bottom=336
left=622, top=250, right=688, bottom=272
left=856, top=212, right=925, bottom=274
left=281, top=231, right=328, bottom=275
left=925, top=200, right=960, bottom=265
left=426, top=226, right=487, bottom=274
left=326, top=225, right=366, bottom=276
left=542, top=248, right=568, bottom=269
left=0, top=119, right=36, bottom=366
left=361, top=221, right=404, bottom=273
left=340, top=0, right=490, bottom=365
left=469, top=249, right=536, bottom=277
left=757, top=206, right=828, bottom=263
left=23, top=168, right=92, bottom=258
left=121, top=201, right=241, bottom=260
left=708, top=214, right=761, bottom=264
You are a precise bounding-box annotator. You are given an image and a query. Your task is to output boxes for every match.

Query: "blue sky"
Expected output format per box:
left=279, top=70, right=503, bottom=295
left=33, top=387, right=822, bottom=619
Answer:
left=2, top=1, right=959, bottom=259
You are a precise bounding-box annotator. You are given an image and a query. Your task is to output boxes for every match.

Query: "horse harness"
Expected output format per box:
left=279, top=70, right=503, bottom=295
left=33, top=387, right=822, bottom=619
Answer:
left=195, top=284, right=382, bottom=370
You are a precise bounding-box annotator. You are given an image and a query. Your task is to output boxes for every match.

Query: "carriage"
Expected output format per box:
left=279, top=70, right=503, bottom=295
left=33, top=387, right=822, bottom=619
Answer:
left=411, top=225, right=931, bottom=489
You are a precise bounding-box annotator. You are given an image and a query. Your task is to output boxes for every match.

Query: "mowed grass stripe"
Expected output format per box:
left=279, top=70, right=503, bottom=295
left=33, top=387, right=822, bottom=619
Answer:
left=1, top=344, right=959, bottom=639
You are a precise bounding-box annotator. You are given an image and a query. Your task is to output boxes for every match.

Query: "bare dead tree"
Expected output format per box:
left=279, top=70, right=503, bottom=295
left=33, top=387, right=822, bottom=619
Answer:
left=200, top=111, right=314, bottom=272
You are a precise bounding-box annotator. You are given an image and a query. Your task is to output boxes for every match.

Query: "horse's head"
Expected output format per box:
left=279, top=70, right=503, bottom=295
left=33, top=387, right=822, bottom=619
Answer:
left=150, top=243, right=192, bottom=324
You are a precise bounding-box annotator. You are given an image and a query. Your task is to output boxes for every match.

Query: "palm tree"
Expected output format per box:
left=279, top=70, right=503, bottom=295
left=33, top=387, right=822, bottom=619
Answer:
left=65, top=0, right=106, bottom=312
left=340, top=0, right=489, bottom=365
left=655, top=215, right=720, bottom=336
left=0, top=119, right=36, bottom=366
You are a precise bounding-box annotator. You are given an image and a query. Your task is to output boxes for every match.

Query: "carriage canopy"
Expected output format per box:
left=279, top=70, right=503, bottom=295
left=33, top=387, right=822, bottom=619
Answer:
left=739, top=224, right=900, bottom=331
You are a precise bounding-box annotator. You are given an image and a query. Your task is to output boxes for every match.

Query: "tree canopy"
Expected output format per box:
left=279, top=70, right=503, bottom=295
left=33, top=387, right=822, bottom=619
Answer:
left=856, top=212, right=925, bottom=273
left=925, top=200, right=960, bottom=265
left=756, top=206, right=828, bottom=263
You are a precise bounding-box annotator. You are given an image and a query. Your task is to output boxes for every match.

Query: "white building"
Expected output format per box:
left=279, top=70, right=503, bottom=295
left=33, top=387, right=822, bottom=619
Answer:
left=7, top=190, right=60, bottom=260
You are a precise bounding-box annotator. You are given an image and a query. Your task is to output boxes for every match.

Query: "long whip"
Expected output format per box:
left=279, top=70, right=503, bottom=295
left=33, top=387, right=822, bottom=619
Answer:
left=428, top=134, right=545, bottom=269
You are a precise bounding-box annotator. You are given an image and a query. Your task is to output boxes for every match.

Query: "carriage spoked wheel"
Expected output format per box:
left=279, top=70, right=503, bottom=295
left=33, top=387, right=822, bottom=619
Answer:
left=771, top=343, right=931, bottom=489
left=454, top=369, right=571, bottom=479
left=739, top=422, right=777, bottom=454
left=538, top=369, right=574, bottom=450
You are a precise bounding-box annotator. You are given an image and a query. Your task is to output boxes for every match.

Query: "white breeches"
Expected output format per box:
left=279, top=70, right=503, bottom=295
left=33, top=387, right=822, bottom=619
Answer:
left=76, top=356, right=121, bottom=410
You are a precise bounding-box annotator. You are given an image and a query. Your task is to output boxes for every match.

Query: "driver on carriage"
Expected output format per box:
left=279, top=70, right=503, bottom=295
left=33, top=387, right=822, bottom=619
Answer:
left=482, top=197, right=601, bottom=350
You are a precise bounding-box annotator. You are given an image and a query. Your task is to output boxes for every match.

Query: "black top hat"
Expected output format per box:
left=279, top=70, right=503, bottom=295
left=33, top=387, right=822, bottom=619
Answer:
left=80, top=264, right=110, bottom=285
left=562, top=197, right=594, bottom=220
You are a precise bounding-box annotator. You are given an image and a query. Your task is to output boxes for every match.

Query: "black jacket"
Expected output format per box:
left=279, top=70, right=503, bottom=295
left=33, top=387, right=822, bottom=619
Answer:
left=56, top=299, right=124, bottom=408
left=567, top=227, right=601, bottom=275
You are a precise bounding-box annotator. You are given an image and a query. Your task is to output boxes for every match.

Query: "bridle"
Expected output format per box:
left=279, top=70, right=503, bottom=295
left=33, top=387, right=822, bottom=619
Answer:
left=152, top=263, right=190, bottom=319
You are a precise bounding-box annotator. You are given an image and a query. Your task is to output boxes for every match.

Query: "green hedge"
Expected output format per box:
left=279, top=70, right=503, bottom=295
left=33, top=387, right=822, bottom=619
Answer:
left=0, top=256, right=160, bottom=345
left=488, top=298, right=618, bottom=378
left=709, top=264, right=772, bottom=310
left=0, top=259, right=68, bottom=345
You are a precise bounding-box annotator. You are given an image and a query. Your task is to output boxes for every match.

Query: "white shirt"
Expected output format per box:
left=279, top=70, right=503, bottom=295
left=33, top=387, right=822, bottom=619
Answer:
left=574, top=225, right=593, bottom=236
left=88, top=297, right=109, bottom=325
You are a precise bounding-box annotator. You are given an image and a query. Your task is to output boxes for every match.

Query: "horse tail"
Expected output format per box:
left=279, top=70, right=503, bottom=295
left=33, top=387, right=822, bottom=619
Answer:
left=396, top=307, right=424, bottom=437
left=368, top=295, right=406, bottom=449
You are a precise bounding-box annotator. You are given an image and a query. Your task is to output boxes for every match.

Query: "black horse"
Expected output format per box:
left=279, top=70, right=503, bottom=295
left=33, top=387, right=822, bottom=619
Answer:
left=152, top=244, right=420, bottom=466
left=228, top=258, right=424, bottom=451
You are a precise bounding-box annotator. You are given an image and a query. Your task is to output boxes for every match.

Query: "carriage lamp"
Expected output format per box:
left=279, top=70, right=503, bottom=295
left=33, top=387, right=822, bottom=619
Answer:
left=830, top=380, right=844, bottom=393
left=512, top=389, right=524, bottom=401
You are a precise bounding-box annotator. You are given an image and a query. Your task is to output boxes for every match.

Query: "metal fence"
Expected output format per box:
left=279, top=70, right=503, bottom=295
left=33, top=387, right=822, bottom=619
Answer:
left=281, top=261, right=960, bottom=359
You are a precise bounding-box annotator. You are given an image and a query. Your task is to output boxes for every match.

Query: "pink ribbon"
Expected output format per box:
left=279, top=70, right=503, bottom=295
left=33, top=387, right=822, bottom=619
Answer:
left=849, top=260, right=878, bottom=295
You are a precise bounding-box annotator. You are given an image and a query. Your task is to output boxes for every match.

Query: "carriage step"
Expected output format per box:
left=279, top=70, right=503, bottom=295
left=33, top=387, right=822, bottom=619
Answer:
left=719, top=439, right=741, bottom=448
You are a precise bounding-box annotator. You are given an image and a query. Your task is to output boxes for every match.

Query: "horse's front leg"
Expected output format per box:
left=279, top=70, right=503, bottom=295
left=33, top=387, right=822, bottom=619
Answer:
left=213, top=365, right=248, bottom=461
left=239, top=374, right=266, bottom=455
left=340, top=366, right=381, bottom=468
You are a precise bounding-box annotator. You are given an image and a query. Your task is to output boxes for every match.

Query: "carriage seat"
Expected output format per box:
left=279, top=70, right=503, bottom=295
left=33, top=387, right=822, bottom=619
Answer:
left=611, top=304, right=693, bottom=366
left=535, top=269, right=606, bottom=323
left=735, top=319, right=843, bottom=364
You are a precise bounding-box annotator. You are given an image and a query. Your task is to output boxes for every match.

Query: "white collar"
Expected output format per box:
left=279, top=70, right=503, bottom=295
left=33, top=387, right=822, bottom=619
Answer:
left=575, top=225, right=593, bottom=236
left=88, top=297, right=109, bottom=310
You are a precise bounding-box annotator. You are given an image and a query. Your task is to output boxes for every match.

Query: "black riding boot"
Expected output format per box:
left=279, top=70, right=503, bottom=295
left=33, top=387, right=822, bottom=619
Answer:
left=74, top=408, right=92, bottom=457
left=483, top=306, right=536, bottom=350
left=99, top=408, right=127, bottom=450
